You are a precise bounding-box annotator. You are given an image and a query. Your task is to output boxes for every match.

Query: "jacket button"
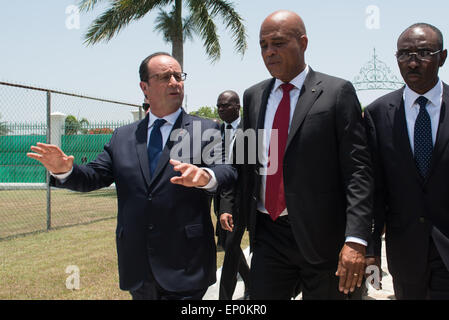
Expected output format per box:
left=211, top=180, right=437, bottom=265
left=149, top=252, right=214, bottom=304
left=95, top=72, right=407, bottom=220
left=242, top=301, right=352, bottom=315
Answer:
left=148, top=224, right=154, bottom=230
left=419, top=217, right=425, bottom=223
left=147, top=194, right=152, bottom=201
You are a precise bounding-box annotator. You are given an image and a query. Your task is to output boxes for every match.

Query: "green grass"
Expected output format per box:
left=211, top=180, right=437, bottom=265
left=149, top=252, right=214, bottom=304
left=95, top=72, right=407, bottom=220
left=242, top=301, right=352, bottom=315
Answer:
left=0, top=203, right=249, bottom=299
left=0, top=189, right=117, bottom=239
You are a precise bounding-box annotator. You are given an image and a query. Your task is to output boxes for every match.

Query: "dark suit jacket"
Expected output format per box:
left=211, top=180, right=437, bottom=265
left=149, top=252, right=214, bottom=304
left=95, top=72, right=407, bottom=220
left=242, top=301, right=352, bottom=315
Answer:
left=51, top=110, right=237, bottom=292
left=364, top=84, right=449, bottom=282
left=241, top=68, right=373, bottom=266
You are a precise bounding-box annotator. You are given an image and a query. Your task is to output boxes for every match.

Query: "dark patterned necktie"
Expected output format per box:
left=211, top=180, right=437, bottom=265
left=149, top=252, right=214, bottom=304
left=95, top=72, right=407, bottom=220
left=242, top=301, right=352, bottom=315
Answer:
left=148, top=119, right=166, bottom=176
left=414, top=96, right=433, bottom=179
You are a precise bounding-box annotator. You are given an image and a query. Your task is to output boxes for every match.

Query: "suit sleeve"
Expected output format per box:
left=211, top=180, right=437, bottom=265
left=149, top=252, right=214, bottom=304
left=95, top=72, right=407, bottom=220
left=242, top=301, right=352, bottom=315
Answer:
left=363, top=107, right=386, bottom=257
left=201, top=121, right=238, bottom=195
left=335, top=81, right=374, bottom=243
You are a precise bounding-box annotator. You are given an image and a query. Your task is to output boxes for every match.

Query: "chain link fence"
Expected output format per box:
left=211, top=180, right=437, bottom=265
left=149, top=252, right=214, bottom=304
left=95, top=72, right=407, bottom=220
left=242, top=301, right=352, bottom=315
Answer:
left=0, top=81, right=144, bottom=240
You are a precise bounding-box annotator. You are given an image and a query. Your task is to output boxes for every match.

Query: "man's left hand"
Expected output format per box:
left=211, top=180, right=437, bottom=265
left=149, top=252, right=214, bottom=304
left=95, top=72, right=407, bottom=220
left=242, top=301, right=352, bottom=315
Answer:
left=169, top=159, right=211, bottom=187
left=335, top=242, right=366, bottom=294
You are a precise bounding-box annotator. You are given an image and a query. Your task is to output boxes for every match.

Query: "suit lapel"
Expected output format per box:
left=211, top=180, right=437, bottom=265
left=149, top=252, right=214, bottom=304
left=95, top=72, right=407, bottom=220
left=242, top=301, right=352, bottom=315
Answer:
left=428, top=83, right=449, bottom=180
left=135, top=114, right=152, bottom=187
left=286, top=69, right=322, bottom=151
left=388, top=89, right=424, bottom=184
left=256, top=79, right=275, bottom=131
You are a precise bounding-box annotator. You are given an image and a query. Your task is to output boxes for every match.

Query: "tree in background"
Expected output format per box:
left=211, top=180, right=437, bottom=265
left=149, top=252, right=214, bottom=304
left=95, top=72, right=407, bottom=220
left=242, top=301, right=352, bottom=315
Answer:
left=189, top=106, right=219, bottom=121
left=65, top=115, right=90, bottom=135
left=78, top=0, right=247, bottom=68
left=0, top=113, right=10, bottom=136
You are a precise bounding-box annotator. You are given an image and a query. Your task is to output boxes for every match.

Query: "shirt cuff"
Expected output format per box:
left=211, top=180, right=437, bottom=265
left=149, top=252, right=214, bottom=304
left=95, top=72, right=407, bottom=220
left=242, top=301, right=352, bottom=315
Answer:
left=50, top=167, right=73, bottom=182
left=345, top=237, right=367, bottom=247
left=197, top=168, right=217, bottom=192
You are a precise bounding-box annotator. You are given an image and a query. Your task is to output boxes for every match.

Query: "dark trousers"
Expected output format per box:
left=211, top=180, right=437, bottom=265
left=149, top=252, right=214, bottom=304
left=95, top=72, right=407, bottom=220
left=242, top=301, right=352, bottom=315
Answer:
left=393, top=237, right=449, bottom=300
left=219, top=222, right=250, bottom=300
left=250, top=212, right=348, bottom=300
left=129, top=267, right=207, bottom=300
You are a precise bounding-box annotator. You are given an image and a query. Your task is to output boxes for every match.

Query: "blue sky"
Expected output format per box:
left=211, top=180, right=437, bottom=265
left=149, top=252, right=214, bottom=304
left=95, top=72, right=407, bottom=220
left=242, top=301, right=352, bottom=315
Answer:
left=1, top=0, right=448, bottom=122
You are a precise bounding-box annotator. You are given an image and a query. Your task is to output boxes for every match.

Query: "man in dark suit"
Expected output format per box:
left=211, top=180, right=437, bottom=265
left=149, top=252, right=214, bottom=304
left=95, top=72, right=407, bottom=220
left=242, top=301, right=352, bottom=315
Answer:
left=214, top=90, right=250, bottom=300
left=27, top=52, right=237, bottom=300
left=239, top=10, right=373, bottom=300
left=364, top=23, right=449, bottom=299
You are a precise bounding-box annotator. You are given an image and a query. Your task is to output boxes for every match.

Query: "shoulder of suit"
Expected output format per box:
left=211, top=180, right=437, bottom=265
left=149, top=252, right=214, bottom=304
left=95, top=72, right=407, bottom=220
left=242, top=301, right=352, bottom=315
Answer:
left=309, top=70, right=354, bottom=89
left=244, top=78, right=274, bottom=94
left=365, top=88, right=404, bottom=112
left=185, top=113, right=220, bottom=129
left=113, top=118, right=141, bottom=134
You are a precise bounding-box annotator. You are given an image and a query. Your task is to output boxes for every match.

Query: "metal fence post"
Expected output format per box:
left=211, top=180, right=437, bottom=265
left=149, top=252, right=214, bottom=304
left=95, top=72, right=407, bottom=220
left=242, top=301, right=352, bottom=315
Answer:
left=46, top=91, right=51, bottom=231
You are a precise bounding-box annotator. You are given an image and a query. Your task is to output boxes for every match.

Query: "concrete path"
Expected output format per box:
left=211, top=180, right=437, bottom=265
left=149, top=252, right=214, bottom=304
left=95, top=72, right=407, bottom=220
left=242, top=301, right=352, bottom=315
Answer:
left=204, top=238, right=395, bottom=300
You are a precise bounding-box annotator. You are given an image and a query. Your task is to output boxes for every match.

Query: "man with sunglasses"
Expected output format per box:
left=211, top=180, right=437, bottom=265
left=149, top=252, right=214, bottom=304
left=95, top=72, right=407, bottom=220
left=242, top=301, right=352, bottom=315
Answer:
left=27, top=52, right=237, bottom=300
left=364, top=23, right=449, bottom=299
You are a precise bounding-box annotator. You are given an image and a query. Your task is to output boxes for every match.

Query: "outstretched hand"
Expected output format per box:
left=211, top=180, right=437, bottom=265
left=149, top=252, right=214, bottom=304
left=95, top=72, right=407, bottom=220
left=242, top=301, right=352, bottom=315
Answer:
left=169, top=159, right=211, bottom=187
left=27, top=142, right=74, bottom=174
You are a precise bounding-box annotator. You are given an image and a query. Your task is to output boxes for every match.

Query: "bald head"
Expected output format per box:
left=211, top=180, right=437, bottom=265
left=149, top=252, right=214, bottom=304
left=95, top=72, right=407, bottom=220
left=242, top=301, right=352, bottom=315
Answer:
left=259, top=10, right=308, bottom=82
left=217, top=90, right=240, bottom=123
left=261, top=10, right=306, bottom=39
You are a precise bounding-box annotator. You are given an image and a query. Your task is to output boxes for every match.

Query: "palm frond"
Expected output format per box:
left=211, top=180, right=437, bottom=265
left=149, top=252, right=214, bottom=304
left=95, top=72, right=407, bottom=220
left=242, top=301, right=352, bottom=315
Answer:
left=78, top=0, right=104, bottom=13
left=83, top=0, right=171, bottom=45
left=188, top=0, right=221, bottom=62
left=206, top=0, right=247, bottom=56
left=154, top=7, right=198, bottom=43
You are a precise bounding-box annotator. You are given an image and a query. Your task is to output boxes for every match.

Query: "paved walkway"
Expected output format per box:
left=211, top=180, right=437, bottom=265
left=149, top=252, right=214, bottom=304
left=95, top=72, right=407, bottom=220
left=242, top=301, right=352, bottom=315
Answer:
left=204, top=238, right=395, bottom=300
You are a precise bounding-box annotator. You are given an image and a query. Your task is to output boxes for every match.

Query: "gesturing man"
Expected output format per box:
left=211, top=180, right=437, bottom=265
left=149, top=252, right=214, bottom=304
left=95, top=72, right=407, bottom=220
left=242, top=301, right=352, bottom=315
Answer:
left=27, top=52, right=237, bottom=300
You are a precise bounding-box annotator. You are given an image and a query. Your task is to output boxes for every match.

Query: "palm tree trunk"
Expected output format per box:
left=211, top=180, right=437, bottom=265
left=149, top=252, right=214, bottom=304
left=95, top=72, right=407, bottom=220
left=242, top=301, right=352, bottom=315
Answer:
left=172, top=0, right=184, bottom=69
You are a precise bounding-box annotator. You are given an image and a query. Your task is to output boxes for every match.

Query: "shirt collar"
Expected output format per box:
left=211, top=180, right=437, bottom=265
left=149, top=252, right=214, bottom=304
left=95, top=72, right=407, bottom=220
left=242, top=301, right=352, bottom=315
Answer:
left=273, top=65, right=309, bottom=92
left=148, top=108, right=182, bottom=128
left=225, top=117, right=241, bottom=130
left=404, top=79, right=443, bottom=109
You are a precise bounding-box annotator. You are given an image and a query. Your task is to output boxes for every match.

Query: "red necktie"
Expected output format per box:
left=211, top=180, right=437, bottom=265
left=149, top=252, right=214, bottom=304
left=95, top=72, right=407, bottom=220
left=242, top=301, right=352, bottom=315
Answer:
left=265, top=83, right=294, bottom=221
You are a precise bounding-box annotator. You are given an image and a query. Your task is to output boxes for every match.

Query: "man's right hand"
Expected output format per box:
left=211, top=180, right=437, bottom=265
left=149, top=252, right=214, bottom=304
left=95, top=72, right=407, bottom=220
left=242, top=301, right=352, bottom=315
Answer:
left=27, top=142, right=74, bottom=174
left=220, top=213, right=234, bottom=232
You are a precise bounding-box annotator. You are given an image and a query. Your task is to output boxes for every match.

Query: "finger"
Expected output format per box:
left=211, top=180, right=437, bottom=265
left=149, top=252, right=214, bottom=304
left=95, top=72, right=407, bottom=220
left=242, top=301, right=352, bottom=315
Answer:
left=29, top=146, right=47, bottom=155
left=27, top=152, right=43, bottom=160
left=192, top=169, right=203, bottom=184
left=170, top=176, right=183, bottom=185
left=356, top=265, right=365, bottom=288
left=336, top=261, right=347, bottom=292
left=343, top=270, right=355, bottom=294
left=181, top=166, right=194, bottom=179
left=173, top=163, right=188, bottom=173
left=169, top=159, right=181, bottom=167
left=228, top=216, right=234, bottom=228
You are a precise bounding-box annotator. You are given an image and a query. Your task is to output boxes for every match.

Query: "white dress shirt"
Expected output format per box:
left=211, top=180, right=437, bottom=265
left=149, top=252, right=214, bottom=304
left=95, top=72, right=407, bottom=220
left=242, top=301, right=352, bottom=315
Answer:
left=403, top=79, right=443, bottom=153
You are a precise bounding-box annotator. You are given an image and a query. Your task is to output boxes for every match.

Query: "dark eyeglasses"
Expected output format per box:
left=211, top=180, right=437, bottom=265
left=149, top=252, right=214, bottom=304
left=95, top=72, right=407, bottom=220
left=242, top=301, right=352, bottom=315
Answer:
left=148, top=72, right=187, bottom=82
left=395, top=49, right=441, bottom=62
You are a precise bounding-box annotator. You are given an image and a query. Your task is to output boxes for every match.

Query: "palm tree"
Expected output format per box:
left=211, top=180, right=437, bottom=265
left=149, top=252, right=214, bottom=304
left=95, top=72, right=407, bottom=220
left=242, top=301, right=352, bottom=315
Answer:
left=79, top=0, right=247, bottom=68
left=0, top=113, right=10, bottom=136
